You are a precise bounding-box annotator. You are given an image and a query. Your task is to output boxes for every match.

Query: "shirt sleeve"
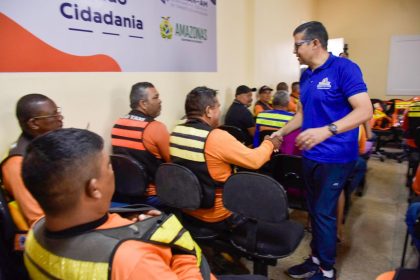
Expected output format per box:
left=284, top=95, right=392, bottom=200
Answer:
left=206, top=129, right=274, bottom=169
left=340, top=60, right=368, bottom=98
left=1, top=156, right=44, bottom=226
left=144, top=121, right=171, bottom=162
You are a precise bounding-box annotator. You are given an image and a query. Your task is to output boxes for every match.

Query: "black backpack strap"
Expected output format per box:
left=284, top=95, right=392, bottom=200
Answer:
left=108, top=204, right=157, bottom=214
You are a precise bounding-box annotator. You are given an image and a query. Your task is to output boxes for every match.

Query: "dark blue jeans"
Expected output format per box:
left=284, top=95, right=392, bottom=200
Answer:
left=302, top=157, right=356, bottom=271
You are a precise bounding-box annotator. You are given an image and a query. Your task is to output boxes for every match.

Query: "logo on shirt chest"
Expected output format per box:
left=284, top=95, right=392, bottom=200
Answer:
left=317, top=77, right=331, bottom=89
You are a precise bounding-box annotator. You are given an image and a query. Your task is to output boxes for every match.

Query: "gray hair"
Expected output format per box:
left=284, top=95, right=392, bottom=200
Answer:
left=272, top=90, right=290, bottom=108
left=130, top=82, right=155, bottom=109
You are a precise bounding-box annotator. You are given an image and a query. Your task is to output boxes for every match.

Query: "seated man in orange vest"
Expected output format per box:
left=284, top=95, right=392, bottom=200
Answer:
left=22, top=128, right=217, bottom=280
left=169, top=86, right=281, bottom=229
left=111, top=82, right=170, bottom=206
left=0, top=93, right=63, bottom=228
left=253, top=85, right=273, bottom=116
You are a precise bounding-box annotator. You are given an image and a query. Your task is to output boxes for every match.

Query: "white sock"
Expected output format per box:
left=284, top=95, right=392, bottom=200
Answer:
left=321, top=269, right=334, bottom=278
left=311, top=256, right=320, bottom=265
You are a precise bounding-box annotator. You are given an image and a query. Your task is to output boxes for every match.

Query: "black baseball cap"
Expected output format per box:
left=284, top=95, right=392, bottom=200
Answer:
left=258, top=85, right=273, bottom=93
left=236, top=85, right=257, bottom=96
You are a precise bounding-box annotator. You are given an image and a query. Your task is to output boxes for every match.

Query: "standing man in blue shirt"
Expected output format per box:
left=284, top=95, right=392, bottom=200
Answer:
left=272, top=21, right=372, bottom=280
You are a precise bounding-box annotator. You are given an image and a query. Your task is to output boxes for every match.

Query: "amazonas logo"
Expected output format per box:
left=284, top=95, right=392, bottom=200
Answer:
left=160, top=17, right=173, bottom=39
left=160, top=17, right=207, bottom=43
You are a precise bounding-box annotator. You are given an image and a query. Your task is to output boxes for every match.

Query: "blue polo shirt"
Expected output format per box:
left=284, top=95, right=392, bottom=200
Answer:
left=300, top=54, right=367, bottom=163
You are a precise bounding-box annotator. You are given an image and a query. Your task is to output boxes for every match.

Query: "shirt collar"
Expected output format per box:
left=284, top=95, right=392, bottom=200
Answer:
left=315, top=52, right=335, bottom=71
left=45, top=214, right=108, bottom=239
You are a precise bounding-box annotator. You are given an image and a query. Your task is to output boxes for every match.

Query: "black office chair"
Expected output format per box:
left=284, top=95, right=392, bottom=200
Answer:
left=110, top=154, right=148, bottom=204
left=271, top=154, right=307, bottom=211
left=258, top=130, right=276, bottom=146
left=219, top=125, right=247, bottom=144
left=0, top=188, right=28, bottom=279
left=155, top=163, right=220, bottom=240
left=223, top=172, right=305, bottom=276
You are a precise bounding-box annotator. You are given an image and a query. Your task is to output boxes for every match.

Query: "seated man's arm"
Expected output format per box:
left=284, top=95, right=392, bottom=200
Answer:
left=113, top=241, right=210, bottom=280
left=145, top=122, right=171, bottom=163
left=1, top=156, right=44, bottom=226
left=207, top=130, right=276, bottom=170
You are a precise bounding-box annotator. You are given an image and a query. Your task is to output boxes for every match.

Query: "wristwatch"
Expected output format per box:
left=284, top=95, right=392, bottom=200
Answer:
left=327, top=123, right=338, bottom=135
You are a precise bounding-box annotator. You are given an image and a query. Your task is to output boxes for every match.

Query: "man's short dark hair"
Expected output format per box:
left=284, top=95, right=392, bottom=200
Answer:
left=16, top=94, right=52, bottom=124
left=130, top=82, right=155, bottom=109
left=276, top=82, right=289, bottom=91
left=272, top=91, right=290, bottom=108
left=185, top=87, right=218, bottom=118
left=22, top=128, right=104, bottom=215
left=293, top=21, right=328, bottom=50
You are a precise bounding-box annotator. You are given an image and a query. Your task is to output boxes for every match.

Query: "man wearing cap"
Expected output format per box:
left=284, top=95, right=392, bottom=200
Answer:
left=224, top=85, right=256, bottom=146
left=254, top=85, right=274, bottom=116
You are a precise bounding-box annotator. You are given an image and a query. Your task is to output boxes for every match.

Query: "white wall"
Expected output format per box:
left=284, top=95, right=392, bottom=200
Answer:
left=0, top=0, right=259, bottom=156
left=253, top=0, right=315, bottom=89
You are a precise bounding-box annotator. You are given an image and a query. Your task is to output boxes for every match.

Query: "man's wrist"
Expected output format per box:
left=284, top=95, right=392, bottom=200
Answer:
left=327, top=123, right=338, bottom=135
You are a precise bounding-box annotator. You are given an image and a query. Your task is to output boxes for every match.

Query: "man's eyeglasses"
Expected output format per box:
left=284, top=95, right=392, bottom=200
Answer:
left=294, top=40, right=313, bottom=51
left=31, top=107, right=62, bottom=120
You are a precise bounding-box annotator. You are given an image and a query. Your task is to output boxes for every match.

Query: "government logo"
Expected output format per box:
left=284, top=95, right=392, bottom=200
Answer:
left=160, top=17, right=173, bottom=39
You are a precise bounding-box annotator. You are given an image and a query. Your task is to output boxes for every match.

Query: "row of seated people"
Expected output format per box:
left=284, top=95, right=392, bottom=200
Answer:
left=224, top=83, right=299, bottom=147
left=2, top=127, right=270, bottom=280
left=0, top=85, right=288, bottom=279
left=371, top=97, right=420, bottom=162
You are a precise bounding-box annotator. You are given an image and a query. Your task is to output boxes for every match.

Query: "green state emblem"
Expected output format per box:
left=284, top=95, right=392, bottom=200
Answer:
left=160, top=17, right=173, bottom=39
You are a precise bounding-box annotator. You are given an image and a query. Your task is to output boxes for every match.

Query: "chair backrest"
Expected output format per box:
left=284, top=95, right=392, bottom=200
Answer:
left=110, top=154, right=148, bottom=200
left=223, top=172, right=288, bottom=223
left=218, top=125, right=247, bottom=144
left=270, top=154, right=306, bottom=210
left=258, top=129, right=276, bottom=145
left=271, top=154, right=303, bottom=185
left=0, top=188, right=16, bottom=253
left=0, top=188, right=28, bottom=279
left=415, top=127, right=420, bottom=149
left=155, top=163, right=202, bottom=209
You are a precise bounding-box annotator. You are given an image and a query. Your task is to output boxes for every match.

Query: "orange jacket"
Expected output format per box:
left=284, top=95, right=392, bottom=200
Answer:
left=1, top=156, right=43, bottom=226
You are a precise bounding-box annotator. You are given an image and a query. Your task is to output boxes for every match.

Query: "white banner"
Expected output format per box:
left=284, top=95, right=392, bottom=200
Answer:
left=0, top=0, right=217, bottom=72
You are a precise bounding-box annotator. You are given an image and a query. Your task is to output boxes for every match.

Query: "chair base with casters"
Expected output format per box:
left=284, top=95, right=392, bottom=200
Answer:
left=223, top=172, right=305, bottom=276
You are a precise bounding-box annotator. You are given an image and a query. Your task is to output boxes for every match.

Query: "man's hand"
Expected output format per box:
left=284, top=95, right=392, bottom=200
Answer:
left=296, top=126, right=332, bottom=150
left=129, top=209, right=162, bottom=222
left=265, top=135, right=283, bottom=151
left=270, top=129, right=283, bottom=139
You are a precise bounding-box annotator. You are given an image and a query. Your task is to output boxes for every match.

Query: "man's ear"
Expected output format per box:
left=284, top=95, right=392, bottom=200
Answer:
left=86, top=178, right=102, bottom=199
left=205, top=106, right=212, bottom=118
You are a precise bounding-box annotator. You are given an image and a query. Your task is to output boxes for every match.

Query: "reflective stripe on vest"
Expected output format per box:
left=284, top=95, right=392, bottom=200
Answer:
left=170, top=125, right=210, bottom=163
left=256, top=112, right=293, bottom=128
left=25, top=229, right=109, bottom=279
left=24, top=214, right=208, bottom=280
left=111, top=116, right=152, bottom=151
left=408, top=102, right=420, bottom=117
left=395, top=101, right=411, bottom=109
